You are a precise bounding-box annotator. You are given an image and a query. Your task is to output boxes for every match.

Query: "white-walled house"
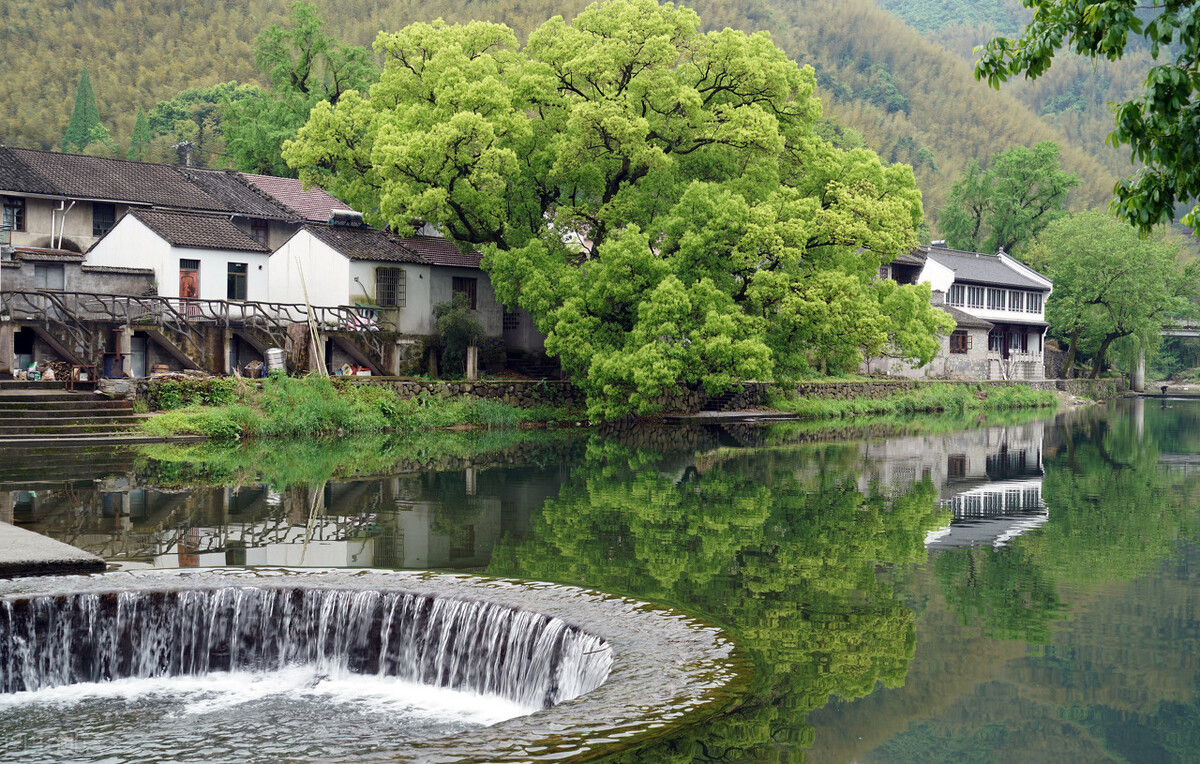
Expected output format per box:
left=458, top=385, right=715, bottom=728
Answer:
left=868, top=244, right=1053, bottom=380
left=269, top=224, right=545, bottom=352
left=87, top=209, right=272, bottom=302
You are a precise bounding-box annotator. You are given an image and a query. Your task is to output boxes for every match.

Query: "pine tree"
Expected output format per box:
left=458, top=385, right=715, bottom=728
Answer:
left=126, top=108, right=152, bottom=161
left=61, top=67, right=105, bottom=153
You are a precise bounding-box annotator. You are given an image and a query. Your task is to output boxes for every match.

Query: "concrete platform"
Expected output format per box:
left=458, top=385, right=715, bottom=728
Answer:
left=0, top=522, right=106, bottom=577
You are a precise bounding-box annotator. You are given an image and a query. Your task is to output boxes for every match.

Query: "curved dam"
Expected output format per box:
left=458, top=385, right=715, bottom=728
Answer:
left=0, top=568, right=744, bottom=763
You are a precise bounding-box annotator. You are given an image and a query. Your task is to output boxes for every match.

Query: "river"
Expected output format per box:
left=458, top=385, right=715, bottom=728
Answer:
left=4, top=398, right=1199, bottom=762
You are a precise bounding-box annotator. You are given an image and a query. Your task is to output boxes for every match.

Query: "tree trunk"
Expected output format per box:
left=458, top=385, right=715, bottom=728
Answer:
left=1090, top=335, right=1118, bottom=379
left=1062, top=327, right=1081, bottom=378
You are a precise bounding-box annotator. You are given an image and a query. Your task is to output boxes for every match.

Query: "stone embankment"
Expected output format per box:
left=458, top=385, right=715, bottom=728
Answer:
left=105, top=374, right=1125, bottom=415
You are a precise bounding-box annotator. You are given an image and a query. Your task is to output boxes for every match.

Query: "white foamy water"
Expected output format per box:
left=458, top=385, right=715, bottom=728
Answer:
left=0, top=667, right=533, bottom=764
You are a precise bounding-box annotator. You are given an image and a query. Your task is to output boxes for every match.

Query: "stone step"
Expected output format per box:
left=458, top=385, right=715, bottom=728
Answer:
left=0, top=414, right=143, bottom=428
left=0, top=421, right=142, bottom=436
left=0, top=399, right=132, bottom=411
left=0, top=380, right=69, bottom=391
left=0, top=408, right=138, bottom=420
left=0, top=392, right=118, bottom=405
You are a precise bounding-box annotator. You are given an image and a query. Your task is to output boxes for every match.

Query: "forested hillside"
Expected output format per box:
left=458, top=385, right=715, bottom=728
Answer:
left=0, top=0, right=1118, bottom=226
left=875, top=0, right=1144, bottom=183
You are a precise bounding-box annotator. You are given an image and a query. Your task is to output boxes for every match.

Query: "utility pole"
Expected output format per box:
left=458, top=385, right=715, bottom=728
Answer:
left=171, top=141, right=195, bottom=167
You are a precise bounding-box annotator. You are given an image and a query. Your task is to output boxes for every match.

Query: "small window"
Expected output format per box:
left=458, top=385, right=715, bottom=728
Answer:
left=502, top=307, right=521, bottom=331
left=987, top=288, right=1005, bottom=311
left=227, top=262, right=247, bottom=301
left=376, top=267, right=406, bottom=307
left=34, top=263, right=65, bottom=290
left=988, top=329, right=1004, bottom=352
left=949, top=330, right=970, bottom=354
left=1008, top=290, right=1024, bottom=312
left=947, top=284, right=965, bottom=307
left=92, top=203, right=116, bottom=237
left=967, top=286, right=985, bottom=309
left=452, top=276, right=477, bottom=309
left=251, top=219, right=269, bottom=246
left=948, top=454, right=967, bottom=478
left=1027, top=292, right=1043, bottom=313
left=2, top=196, right=25, bottom=232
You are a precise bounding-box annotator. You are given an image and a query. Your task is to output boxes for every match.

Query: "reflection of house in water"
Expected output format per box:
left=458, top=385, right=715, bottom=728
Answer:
left=6, top=461, right=571, bottom=571
left=855, top=420, right=1048, bottom=549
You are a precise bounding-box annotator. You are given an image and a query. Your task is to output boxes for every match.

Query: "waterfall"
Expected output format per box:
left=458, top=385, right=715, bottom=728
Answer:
left=0, top=587, right=611, bottom=710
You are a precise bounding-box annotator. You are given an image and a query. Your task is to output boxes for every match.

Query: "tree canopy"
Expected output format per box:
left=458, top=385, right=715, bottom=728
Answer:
left=61, top=67, right=112, bottom=154
left=938, top=141, right=1078, bottom=254
left=148, top=82, right=259, bottom=167
left=974, top=0, right=1200, bottom=234
left=223, top=1, right=377, bottom=176
left=285, top=0, right=952, bottom=418
left=1026, top=210, right=1198, bottom=377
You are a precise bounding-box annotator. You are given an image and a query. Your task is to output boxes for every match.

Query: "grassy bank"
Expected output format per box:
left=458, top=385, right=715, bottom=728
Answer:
left=768, top=382, right=1058, bottom=419
left=139, top=374, right=582, bottom=440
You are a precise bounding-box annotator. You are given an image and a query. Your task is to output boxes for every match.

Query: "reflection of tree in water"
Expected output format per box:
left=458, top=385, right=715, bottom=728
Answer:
left=488, top=438, right=950, bottom=761
left=934, top=546, right=1064, bottom=643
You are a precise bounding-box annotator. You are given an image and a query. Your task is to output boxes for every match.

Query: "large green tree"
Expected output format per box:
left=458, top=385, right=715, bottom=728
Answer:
left=223, top=1, right=377, bottom=177
left=938, top=141, right=1079, bottom=254
left=285, top=0, right=951, bottom=418
left=1025, top=210, right=1198, bottom=377
left=148, top=82, right=258, bottom=167
left=61, top=67, right=111, bottom=154
left=975, top=0, right=1200, bottom=235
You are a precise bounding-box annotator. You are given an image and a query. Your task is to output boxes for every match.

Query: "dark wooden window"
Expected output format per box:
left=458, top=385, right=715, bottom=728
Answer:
left=2, top=196, right=25, bottom=232
left=376, top=267, right=406, bottom=307
left=947, top=454, right=967, bottom=478
left=502, top=307, right=520, bottom=330
left=453, top=276, right=477, bottom=309
left=949, top=330, right=970, bottom=354
left=251, top=219, right=269, bottom=245
left=988, top=330, right=1004, bottom=352
left=227, top=262, right=247, bottom=300
left=92, top=203, right=115, bottom=237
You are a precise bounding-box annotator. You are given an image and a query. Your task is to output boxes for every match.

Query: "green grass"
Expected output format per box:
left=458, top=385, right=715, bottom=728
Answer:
left=767, top=383, right=1058, bottom=420
left=139, top=374, right=582, bottom=440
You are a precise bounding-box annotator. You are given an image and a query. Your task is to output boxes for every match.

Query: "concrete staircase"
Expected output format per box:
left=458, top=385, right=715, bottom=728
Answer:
left=0, top=382, right=145, bottom=446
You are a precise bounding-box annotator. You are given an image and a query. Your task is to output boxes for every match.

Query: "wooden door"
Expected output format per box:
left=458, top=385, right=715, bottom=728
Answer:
left=179, top=260, right=200, bottom=317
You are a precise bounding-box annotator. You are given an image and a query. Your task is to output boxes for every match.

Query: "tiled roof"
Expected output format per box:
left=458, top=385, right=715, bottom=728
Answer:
left=397, top=234, right=483, bottom=268
left=943, top=305, right=993, bottom=330
left=240, top=173, right=348, bottom=222
left=13, top=248, right=86, bottom=261
left=891, top=248, right=928, bottom=267
left=128, top=209, right=271, bottom=253
left=178, top=168, right=295, bottom=220
left=81, top=264, right=155, bottom=275
left=0, top=147, right=58, bottom=195
left=927, top=246, right=1049, bottom=291
left=304, top=224, right=430, bottom=264
left=2, top=147, right=226, bottom=210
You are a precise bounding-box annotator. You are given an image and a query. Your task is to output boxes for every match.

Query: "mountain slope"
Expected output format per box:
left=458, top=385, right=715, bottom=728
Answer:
left=0, top=0, right=1118, bottom=231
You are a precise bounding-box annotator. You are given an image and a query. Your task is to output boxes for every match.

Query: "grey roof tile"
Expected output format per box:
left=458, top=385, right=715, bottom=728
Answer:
left=129, top=209, right=270, bottom=253
left=304, top=224, right=430, bottom=264
left=927, top=246, right=1049, bottom=291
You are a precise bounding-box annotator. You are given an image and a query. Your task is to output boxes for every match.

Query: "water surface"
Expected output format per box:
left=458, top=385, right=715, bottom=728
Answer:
left=6, top=400, right=1200, bottom=761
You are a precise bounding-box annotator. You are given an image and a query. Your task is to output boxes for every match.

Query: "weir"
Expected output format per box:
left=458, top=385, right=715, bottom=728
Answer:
left=0, top=569, right=744, bottom=763
left=0, top=587, right=610, bottom=710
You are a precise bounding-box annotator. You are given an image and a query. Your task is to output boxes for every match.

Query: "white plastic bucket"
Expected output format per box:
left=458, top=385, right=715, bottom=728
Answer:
left=265, top=348, right=285, bottom=372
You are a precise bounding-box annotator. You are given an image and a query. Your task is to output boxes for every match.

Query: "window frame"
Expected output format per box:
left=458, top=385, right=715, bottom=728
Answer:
left=947, top=284, right=965, bottom=307
left=452, top=276, right=478, bottom=310
left=1008, top=290, right=1024, bottom=312
left=987, top=288, right=1006, bottom=311
left=1027, top=292, right=1043, bottom=313
left=34, top=263, right=65, bottom=290
left=2, top=196, right=25, bottom=233
left=227, top=262, right=248, bottom=301
left=92, top=202, right=116, bottom=237
left=250, top=219, right=269, bottom=246
left=949, top=329, right=970, bottom=354
left=376, top=267, right=406, bottom=308
left=966, top=285, right=985, bottom=309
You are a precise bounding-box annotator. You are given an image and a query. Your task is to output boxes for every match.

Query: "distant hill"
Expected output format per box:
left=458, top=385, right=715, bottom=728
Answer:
left=0, top=0, right=1120, bottom=234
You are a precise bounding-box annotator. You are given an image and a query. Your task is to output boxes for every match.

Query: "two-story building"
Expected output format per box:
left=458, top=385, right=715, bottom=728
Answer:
left=869, top=244, right=1053, bottom=380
